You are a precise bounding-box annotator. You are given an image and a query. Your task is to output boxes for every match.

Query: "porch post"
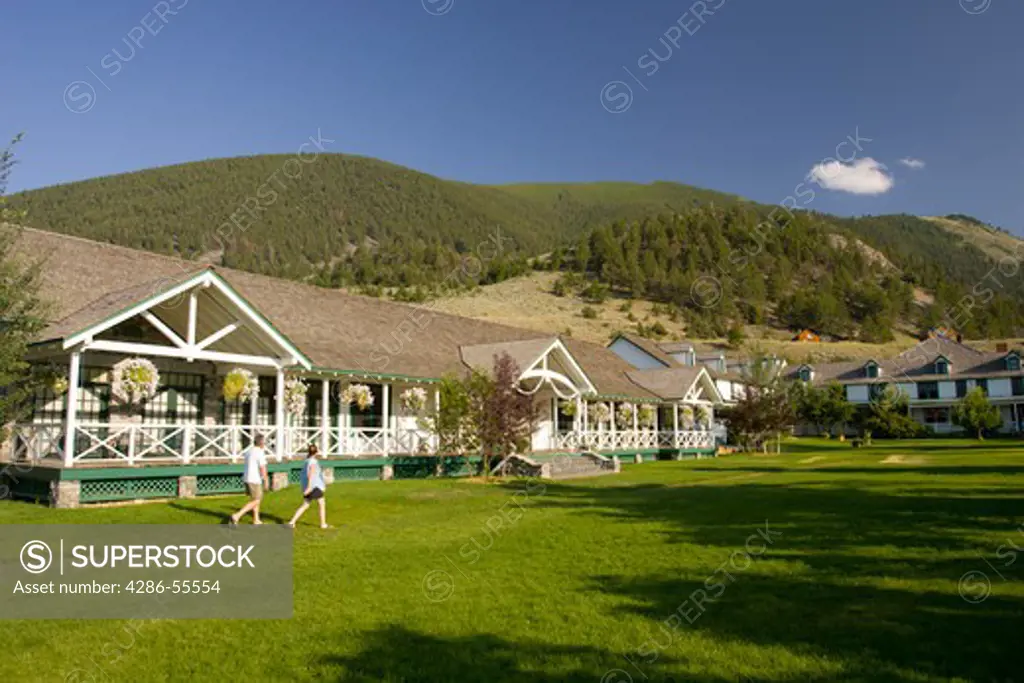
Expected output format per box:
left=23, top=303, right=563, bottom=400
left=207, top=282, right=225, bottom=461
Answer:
left=62, top=351, right=82, bottom=467
left=320, top=379, right=330, bottom=456
left=275, top=368, right=285, bottom=461
left=382, top=383, right=391, bottom=456
left=673, top=403, right=679, bottom=433
left=433, top=386, right=441, bottom=453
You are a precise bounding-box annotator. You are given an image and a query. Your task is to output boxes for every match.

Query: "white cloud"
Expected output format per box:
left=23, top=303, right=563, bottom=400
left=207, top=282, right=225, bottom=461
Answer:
left=807, top=157, right=894, bottom=195
left=899, top=157, right=926, bottom=170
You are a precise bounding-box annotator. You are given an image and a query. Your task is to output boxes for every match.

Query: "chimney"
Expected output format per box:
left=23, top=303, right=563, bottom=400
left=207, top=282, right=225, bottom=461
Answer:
left=996, top=342, right=1008, bottom=353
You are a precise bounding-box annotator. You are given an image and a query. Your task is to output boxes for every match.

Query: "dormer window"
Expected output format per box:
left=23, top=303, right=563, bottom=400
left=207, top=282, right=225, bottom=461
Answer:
left=1007, top=352, right=1021, bottom=372
left=798, top=366, right=813, bottom=382
left=865, top=361, right=880, bottom=379
left=935, top=360, right=949, bottom=375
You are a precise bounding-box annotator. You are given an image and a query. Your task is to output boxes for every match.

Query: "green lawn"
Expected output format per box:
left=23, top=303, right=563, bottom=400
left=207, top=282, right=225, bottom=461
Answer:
left=3, top=439, right=1024, bottom=682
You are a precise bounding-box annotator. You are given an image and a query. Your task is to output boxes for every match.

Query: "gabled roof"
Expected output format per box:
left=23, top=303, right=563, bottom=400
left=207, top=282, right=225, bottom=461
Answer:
left=784, top=337, right=1024, bottom=384
left=608, top=333, right=677, bottom=368
left=13, top=228, right=670, bottom=398
left=625, top=366, right=713, bottom=401
left=460, top=337, right=558, bottom=374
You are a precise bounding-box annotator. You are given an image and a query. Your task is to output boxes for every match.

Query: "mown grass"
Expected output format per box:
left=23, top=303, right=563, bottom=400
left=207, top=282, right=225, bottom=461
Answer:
left=2, top=438, right=1023, bottom=682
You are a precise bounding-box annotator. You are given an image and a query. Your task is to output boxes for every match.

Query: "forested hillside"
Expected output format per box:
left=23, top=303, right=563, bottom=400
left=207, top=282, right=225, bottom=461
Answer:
left=10, top=154, right=1024, bottom=339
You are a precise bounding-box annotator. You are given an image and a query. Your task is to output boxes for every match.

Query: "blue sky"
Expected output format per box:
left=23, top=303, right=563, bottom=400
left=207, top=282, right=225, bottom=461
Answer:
left=3, top=0, right=1022, bottom=232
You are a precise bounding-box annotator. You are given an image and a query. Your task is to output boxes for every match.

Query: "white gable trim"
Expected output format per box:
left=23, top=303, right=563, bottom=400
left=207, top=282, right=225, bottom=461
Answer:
left=523, top=338, right=597, bottom=396
left=682, top=367, right=724, bottom=404
left=63, top=270, right=311, bottom=369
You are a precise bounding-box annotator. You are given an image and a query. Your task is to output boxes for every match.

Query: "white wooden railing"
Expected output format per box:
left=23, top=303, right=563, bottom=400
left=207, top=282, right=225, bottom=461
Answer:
left=7, top=422, right=715, bottom=466
left=553, top=429, right=715, bottom=452
left=6, top=422, right=441, bottom=465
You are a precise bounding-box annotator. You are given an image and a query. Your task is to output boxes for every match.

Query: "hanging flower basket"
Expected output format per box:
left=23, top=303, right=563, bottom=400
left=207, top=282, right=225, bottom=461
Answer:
left=638, top=404, right=656, bottom=428
left=33, top=363, right=69, bottom=395
left=111, top=357, right=159, bottom=406
left=400, top=387, right=428, bottom=413
left=223, top=368, right=259, bottom=403
left=590, top=402, right=611, bottom=424
left=559, top=400, right=578, bottom=417
left=284, top=377, right=308, bottom=418
left=696, top=405, right=711, bottom=427
left=615, top=403, right=635, bottom=429
left=341, top=383, right=375, bottom=411
left=681, top=405, right=696, bottom=429
left=51, top=375, right=69, bottom=395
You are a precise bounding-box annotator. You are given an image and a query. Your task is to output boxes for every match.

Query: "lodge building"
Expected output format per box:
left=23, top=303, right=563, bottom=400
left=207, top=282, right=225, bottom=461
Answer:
left=787, top=337, right=1024, bottom=434
left=1, top=229, right=721, bottom=506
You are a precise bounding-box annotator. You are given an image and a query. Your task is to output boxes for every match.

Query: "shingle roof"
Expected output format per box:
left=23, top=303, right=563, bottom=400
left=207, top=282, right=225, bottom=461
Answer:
left=625, top=367, right=704, bottom=400
left=13, top=228, right=668, bottom=399
left=788, top=337, right=1022, bottom=383
left=610, top=333, right=678, bottom=368
left=460, top=338, right=557, bottom=374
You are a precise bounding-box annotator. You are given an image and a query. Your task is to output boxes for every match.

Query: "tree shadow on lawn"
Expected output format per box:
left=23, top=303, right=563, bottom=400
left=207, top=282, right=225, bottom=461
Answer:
left=318, top=624, right=715, bottom=682
left=524, top=480, right=1024, bottom=553
left=689, top=464, right=1024, bottom=476
left=591, top=571, right=1023, bottom=681
left=524, top=479, right=1024, bottom=680
left=168, top=501, right=287, bottom=524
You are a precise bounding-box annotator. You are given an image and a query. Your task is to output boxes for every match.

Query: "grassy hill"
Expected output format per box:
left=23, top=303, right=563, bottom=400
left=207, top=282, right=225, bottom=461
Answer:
left=10, top=154, right=1024, bottom=339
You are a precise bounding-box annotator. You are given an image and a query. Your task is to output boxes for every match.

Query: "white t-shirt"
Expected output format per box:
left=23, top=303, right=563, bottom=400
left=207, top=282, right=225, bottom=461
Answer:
left=242, top=446, right=268, bottom=484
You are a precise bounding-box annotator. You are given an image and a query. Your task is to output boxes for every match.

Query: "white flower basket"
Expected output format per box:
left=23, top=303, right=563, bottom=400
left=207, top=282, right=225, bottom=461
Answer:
left=681, top=405, right=696, bottom=429
left=284, top=378, right=308, bottom=419
left=696, top=405, right=711, bottom=428
left=51, top=376, right=69, bottom=395
left=638, top=404, right=656, bottom=428
left=590, top=402, right=611, bottom=424
left=400, top=387, right=428, bottom=413
left=341, top=383, right=375, bottom=411
left=615, top=403, right=635, bottom=429
left=223, top=368, right=260, bottom=403
left=111, top=358, right=159, bottom=406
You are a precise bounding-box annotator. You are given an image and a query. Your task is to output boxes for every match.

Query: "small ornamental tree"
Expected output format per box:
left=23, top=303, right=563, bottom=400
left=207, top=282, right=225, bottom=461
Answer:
left=952, top=387, right=1002, bottom=440
left=822, top=382, right=854, bottom=440
left=420, top=374, right=477, bottom=458
left=471, top=353, right=537, bottom=477
left=721, top=355, right=795, bottom=453
left=791, top=382, right=828, bottom=436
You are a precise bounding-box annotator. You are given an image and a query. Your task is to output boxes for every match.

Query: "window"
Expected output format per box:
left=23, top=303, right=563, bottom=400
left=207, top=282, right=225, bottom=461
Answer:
left=956, top=380, right=968, bottom=398
left=798, top=367, right=813, bottom=382
left=1007, top=354, right=1021, bottom=372
left=935, top=360, right=949, bottom=375
left=865, top=362, right=879, bottom=379
left=924, top=407, right=950, bottom=425
left=1013, top=377, right=1024, bottom=397
left=142, top=373, right=204, bottom=425
left=917, top=381, right=939, bottom=400
left=976, top=379, right=989, bottom=396
left=869, top=383, right=888, bottom=400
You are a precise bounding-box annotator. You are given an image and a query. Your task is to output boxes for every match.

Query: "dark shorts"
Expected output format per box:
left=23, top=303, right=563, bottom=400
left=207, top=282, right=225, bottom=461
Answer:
left=304, top=488, right=324, bottom=502
left=245, top=483, right=263, bottom=500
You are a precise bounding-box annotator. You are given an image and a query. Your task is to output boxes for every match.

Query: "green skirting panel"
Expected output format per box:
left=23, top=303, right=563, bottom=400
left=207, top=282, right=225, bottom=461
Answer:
left=80, top=477, right=178, bottom=503
left=333, top=465, right=381, bottom=481
left=196, top=474, right=245, bottom=495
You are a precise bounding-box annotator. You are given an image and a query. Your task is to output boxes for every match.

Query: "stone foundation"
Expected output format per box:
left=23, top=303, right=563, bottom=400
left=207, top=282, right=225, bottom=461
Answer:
left=270, top=471, right=289, bottom=491
left=178, top=475, right=197, bottom=499
left=50, top=480, right=80, bottom=509
left=381, top=464, right=394, bottom=481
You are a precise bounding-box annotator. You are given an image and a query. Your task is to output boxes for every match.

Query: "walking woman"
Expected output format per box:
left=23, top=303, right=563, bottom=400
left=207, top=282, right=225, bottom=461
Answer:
left=287, top=444, right=329, bottom=529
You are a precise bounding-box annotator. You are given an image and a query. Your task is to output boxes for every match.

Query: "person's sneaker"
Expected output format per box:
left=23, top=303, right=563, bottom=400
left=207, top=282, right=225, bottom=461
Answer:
left=228, top=516, right=238, bottom=527
left=253, top=520, right=263, bottom=526
left=286, top=522, right=295, bottom=529
left=320, top=523, right=331, bottom=529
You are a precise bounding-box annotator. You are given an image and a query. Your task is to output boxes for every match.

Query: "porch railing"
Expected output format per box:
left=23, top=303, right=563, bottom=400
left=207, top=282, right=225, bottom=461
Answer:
left=553, top=429, right=714, bottom=452
left=5, top=423, right=441, bottom=465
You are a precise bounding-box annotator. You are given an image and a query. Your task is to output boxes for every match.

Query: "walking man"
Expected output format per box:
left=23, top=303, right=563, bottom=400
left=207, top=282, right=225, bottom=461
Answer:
left=230, top=433, right=269, bottom=525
